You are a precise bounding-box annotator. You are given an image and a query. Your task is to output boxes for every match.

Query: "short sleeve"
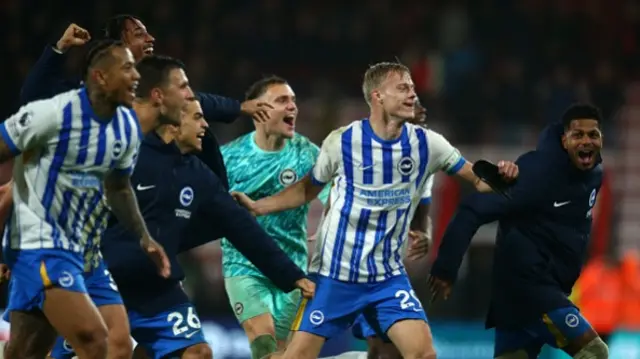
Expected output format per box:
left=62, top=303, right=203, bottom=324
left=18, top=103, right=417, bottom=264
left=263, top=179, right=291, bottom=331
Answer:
left=112, top=112, right=142, bottom=176
left=0, top=100, right=58, bottom=155
left=420, top=175, right=434, bottom=204
left=311, top=131, right=341, bottom=186
left=426, top=129, right=465, bottom=175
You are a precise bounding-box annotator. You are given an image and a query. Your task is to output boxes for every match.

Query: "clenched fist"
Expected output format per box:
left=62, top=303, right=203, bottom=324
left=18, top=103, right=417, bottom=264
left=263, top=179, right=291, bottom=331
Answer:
left=56, top=23, right=91, bottom=53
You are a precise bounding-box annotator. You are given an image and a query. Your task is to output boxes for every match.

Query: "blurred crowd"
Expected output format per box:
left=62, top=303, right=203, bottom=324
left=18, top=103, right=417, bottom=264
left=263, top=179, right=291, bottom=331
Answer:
left=1, top=0, right=636, bottom=145
left=1, top=0, right=637, bottom=319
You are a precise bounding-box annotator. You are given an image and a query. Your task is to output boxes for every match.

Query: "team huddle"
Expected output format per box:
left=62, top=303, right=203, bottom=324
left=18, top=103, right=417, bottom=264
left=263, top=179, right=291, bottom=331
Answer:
left=0, top=13, right=609, bottom=359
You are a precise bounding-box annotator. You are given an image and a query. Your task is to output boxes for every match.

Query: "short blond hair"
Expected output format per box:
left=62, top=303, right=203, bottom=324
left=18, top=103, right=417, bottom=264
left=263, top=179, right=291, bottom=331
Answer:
left=362, top=62, right=410, bottom=106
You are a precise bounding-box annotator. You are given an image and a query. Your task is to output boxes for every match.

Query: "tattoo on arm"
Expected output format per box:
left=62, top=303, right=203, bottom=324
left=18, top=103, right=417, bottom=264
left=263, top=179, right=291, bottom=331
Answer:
left=104, top=171, right=150, bottom=243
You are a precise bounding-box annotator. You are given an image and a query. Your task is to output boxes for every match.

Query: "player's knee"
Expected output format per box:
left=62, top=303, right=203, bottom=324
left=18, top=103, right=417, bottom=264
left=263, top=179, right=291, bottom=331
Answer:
left=106, top=328, right=133, bottom=359
left=250, top=334, right=277, bottom=359
left=69, top=321, right=108, bottom=356
left=406, top=347, right=437, bottom=359
left=573, top=337, right=608, bottom=359
left=182, top=343, right=213, bottom=359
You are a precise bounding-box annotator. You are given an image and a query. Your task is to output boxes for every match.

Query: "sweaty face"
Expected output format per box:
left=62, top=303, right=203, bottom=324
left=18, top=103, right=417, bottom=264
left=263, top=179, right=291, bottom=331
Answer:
left=121, top=18, right=155, bottom=62
left=375, top=71, right=417, bottom=120
left=562, top=119, right=603, bottom=170
left=100, top=47, right=140, bottom=108
left=158, top=68, right=195, bottom=126
left=258, top=83, right=298, bottom=139
left=176, top=101, right=208, bottom=152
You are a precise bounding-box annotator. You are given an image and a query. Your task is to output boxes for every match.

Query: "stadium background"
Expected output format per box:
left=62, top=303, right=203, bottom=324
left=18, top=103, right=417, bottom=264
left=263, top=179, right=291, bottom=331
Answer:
left=1, top=0, right=639, bottom=358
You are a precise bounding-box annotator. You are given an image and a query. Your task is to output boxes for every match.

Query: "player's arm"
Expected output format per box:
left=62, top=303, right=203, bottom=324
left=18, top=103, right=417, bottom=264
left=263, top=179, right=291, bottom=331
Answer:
left=103, top=131, right=149, bottom=242
left=198, top=171, right=309, bottom=293
left=238, top=131, right=339, bottom=216
left=427, top=130, right=517, bottom=192
left=196, top=92, right=274, bottom=124
left=0, top=101, right=58, bottom=163
left=406, top=176, right=433, bottom=260
left=104, top=131, right=170, bottom=276
left=21, top=24, right=89, bottom=104
left=430, top=152, right=549, bottom=284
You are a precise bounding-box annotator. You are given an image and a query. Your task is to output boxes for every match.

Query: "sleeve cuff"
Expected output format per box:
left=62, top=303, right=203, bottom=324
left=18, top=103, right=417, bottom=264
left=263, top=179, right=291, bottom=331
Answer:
left=446, top=157, right=466, bottom=175
left=0, top=123, right=21, bottom=156
left=310, top=172, right=327, bottom=186
left=111, top=166, right=134, bottom=177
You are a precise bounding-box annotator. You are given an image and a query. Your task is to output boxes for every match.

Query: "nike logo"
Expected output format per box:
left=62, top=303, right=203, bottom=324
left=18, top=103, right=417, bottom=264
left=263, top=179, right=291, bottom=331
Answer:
left=185, top=330, right=200, bottom=338
left=136, top=184, right=156, bottom=191
left=358, top=162, right=375, bottom=171
left=553, top=201, right=571, bottom=207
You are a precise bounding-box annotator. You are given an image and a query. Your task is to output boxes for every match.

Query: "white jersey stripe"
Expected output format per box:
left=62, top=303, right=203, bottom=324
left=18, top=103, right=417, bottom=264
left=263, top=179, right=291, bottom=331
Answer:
left=310, top=119, right=463, bottom=283
left=329, top=127, right=355, bottom=278
left=0, top=88, right=141, bottom=254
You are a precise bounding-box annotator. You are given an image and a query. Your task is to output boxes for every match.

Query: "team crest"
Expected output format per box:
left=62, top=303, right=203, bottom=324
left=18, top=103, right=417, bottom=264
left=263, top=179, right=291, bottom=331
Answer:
left=111, top=140, right=124, bottom=160
left=397, top=157, right=416, bottom=176
left=179, top=186, right=194, bottom=207
left=18, top=111, right=31, bottom=128
left=589, top=189, right=596, bottom=207
left=279, top=169, right=298, bottom=186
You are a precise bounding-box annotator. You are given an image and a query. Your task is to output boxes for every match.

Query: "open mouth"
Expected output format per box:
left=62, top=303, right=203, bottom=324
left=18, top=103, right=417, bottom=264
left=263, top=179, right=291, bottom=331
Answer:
left=143, top=45, right=154, bottom=55
left=283, top=115, right=295, bottom=127
left=128, top=82, right=138, bottom=98
left=577, top=150, right=595, bottom=165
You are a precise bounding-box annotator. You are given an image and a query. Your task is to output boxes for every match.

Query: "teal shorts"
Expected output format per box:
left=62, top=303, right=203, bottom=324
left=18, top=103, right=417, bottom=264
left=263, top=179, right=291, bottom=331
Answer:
left=225, top=275, right=301, bottom=340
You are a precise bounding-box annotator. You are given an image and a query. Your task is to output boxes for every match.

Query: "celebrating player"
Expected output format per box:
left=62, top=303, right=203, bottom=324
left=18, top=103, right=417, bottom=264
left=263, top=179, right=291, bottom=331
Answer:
left=21, top=18, right=273, bottom=189
left=50, top=97, right=315, bottom=359
left=0, top=40, right=169, bottom=359
left=350, top=100, right=433, bottom=359
left=233, top=62, right=518, bottom=359
left=220, top=76, right=330, bottom=359
left=46, top=53, right=196, bottom=359
left=430, top=104, right=608, bottom=359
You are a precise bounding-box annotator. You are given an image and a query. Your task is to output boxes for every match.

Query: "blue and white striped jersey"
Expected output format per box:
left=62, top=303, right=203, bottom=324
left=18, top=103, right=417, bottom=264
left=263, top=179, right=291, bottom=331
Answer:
left=0, top=88, right=141, bottom=254
left=309, top=119, right=464, bottom=283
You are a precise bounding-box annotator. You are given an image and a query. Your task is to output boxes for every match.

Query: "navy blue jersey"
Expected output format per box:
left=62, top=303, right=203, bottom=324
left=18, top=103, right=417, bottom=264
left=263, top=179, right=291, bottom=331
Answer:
left=431, top=122, right=603, bottom=329
left=100, top=132, right=306, bottom=315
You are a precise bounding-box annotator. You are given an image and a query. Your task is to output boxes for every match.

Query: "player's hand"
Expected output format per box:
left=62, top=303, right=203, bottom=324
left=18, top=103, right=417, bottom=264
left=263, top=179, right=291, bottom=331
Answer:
left=140, top=237, right=171, bottom=278
left=240, top=99, right=274, bottom=124
left=497, top=160, right=518, bottom=182
left=56, top=23, right=91, bottom=53
left=231, top=192, right=258, bottom=215
left=406, top=230, right=431, bottom=261
left=428, top=275, right=452, bottom=303
left=0, top=264, right=10, bottom=284
left=295, top=278, right=315, bottom=299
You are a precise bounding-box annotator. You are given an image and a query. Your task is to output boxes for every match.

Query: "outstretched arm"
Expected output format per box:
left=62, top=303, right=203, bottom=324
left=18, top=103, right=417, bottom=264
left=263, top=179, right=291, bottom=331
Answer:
left=430, top=152, right=549, bottom=284
left=237, top=174, right=325, bottom=216
left=196, top=93, right=273, bottom=124
left=198, top=173, right=309, bottom=294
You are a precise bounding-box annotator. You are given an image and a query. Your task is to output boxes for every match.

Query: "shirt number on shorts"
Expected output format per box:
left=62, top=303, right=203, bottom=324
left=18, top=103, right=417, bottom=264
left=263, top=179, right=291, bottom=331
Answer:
left=104, top=269, right=118, bottom=291
left=395, top=289, right=422, bottom=311
left=167, top=306, right=202, bottom=336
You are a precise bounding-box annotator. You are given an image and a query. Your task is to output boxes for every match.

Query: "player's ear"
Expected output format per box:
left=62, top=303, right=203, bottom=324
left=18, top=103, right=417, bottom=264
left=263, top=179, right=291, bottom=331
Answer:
left=92, top=69, right=107, bottom=87
left=150, top=88, right=163, bottom=106
left=561, top=133, right=568, bottom=150
left=373, top=89, right=383, bottom=104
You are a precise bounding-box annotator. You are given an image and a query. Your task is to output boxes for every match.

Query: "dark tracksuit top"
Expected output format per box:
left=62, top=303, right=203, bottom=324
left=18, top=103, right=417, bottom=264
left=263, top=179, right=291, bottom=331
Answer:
left=100, top=132, right=306, bottom=315
left=431, top=122, right=603, bottom=329
left=21, top=45, right=237, bottom=189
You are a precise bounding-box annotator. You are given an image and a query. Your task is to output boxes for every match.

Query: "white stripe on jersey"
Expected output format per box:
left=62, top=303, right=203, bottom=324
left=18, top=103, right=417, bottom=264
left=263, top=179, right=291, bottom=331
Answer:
left=309, top=119, right=464, bottom=283
left=0, top=88, right=141, bottom=253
